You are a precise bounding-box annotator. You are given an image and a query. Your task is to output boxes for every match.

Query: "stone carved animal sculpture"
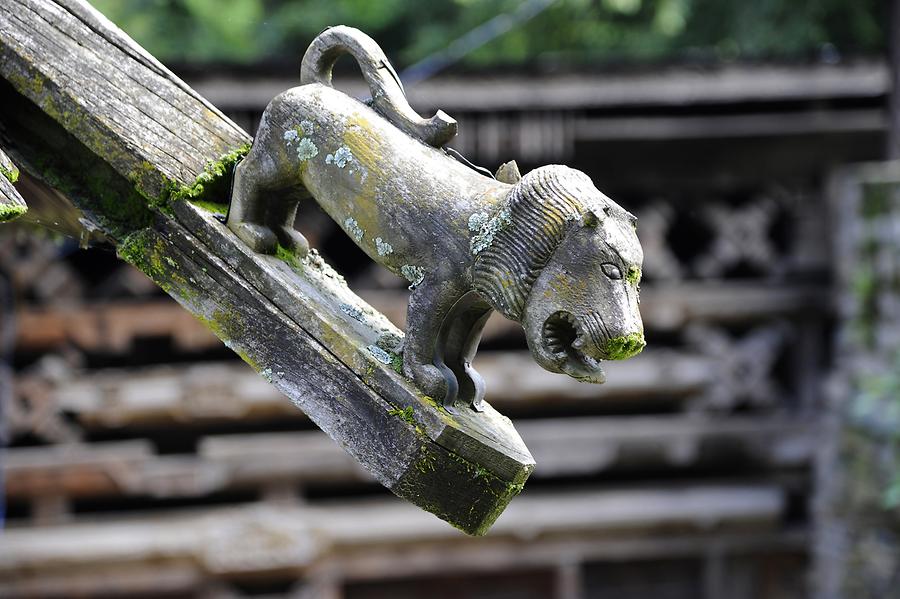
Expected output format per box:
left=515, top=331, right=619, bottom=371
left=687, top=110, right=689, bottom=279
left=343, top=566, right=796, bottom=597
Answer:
left=228, top=26, right=645, bottom=411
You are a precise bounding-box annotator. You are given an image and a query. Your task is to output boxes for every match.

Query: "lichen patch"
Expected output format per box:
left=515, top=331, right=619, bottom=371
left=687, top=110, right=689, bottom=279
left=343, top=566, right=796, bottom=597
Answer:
left=344, top=217, right=364, bottom=242
left=375, top=237, right=394, bottom=256
left=283, top=126, right=318, bottom=162
left=326, top=146, right=354, bottom=168
left=366, top=344, right=394, bottom=365
left=295, top=138, right=318, bottom=161
left=326, top=145, right=367, bottom=183
left=470, top=206, right=512, bottom=255
left=339, top=302, right=364, bottom=322
left=401, top=264, right=425, bottom=289
left=468, top=211, right=489, bottom=232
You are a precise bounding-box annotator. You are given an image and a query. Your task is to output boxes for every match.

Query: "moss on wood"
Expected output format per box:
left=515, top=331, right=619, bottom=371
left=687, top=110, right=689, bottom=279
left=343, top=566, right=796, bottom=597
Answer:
left=0, top=203, right=27, bottom=222
left=0, top=162, right=19, bottom=184
left=165, top=143, right=250, bottom=207
left=394, top=441, right=531, bottom=536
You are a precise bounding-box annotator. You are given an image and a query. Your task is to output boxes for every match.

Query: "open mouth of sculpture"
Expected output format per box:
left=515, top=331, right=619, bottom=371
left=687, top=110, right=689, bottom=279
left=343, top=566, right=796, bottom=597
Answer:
left=541, top=311, right=606, bottom=383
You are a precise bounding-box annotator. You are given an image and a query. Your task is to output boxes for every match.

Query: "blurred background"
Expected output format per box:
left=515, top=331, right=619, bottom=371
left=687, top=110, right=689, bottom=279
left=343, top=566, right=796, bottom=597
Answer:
left=2, top=0, right=899, bottom=597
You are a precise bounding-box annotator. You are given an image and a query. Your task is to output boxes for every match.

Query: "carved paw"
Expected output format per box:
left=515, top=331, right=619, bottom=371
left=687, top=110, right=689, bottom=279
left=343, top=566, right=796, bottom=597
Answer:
left=275, top=226, right=310, bottom=258
left=405, top=361, right=458, bottom=407
left=230, top=222, right=277, bottom=254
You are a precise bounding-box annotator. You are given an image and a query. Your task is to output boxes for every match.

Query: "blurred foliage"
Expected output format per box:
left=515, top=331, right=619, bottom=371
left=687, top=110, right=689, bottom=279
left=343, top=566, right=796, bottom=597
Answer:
left=90, top=0, right=885, bottom=69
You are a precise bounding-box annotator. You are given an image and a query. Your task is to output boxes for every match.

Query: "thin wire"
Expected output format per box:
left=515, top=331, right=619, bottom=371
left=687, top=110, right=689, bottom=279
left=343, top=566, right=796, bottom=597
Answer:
left=400, top=0, right=559, bottom=86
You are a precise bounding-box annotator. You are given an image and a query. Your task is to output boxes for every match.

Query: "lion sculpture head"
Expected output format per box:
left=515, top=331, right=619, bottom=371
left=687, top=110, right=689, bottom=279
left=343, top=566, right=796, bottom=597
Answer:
left=473, top=165, right=645, bottom=384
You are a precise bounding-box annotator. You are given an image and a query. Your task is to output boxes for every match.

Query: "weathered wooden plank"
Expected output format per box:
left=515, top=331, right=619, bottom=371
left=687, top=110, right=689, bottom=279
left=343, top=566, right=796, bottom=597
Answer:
left=175, top=201, right=532, bottom=473
left=0, top=529, right=807, bottom=598
left=193, top=63, right=889, bottom=113
left=5, top=417, right=815, bottom=502
left=22, top=351, right=709, bottom=430
left=0, top=0, right=533, bottom=533
left=13, top=283, right=829, bottom=353
left=0, top=146, right=27, bottom=221
left=573, top=110, right=885, bottom=142
left=0, top=0, right=246, bottom=206
left=116, top=215, right=532, bottom=534
left=0, top=486, right=785, bottom=577
left=15, top=301, right=217, bottom=352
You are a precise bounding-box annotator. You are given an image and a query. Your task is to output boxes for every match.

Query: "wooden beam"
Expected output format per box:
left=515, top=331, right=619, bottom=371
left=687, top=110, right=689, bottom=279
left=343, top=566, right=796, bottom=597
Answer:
left=0, top=528, right=807, bottom=598
left=13, top=283, right=829, bottom=353
left=0, top=0, right=532, bottom=534
left=573, top=110, right=885, bottom=142
left=0, top=486, right=786, bottom=580
left=17, top=351, right=709, bottom=430
left=4, top=417, right=815, bottom=503
left=0, top=147, right=27, bottom=221
left=192, top=62, right=889, bottom=113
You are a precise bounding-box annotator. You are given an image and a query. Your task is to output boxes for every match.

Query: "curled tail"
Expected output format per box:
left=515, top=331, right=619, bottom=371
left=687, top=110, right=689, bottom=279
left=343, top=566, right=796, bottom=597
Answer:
left=300, top=26, right=457, bottom=148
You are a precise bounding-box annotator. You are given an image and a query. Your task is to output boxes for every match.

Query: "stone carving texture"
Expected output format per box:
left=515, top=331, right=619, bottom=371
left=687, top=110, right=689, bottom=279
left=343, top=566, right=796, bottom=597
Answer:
left=228, top=26, right=645, bottom=409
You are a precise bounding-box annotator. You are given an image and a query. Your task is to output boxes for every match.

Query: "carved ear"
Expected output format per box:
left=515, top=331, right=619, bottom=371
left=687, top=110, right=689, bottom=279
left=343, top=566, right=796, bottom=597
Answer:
left=495, top=160, right=522, bottom=184
left=581, top=209, right=600, bottom=228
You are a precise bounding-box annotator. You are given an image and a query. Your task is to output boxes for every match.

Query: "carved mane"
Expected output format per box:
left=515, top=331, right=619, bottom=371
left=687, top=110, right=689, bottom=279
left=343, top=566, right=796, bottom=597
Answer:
left=472, top=165, right=626, bottom=321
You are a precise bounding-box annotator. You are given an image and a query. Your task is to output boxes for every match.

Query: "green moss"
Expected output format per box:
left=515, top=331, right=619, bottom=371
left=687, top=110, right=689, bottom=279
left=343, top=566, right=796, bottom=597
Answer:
left=116, top=229, right=200, bottom=305
left=387, top=406, right=416, bottom=425
left=625, top=265, right=641, bottom=286
left=4, top=90, right=155, bottom=238
left=7, top=69, right=45, bottom=97
left=415, top=445, right=438, bottom=474
left=3, top=65, right=250, bottom=235
left=25, top=137, right=154, bottom=237
left=390, top=352, right=403, bottom=375
left=164, top=143, right=251, bottom=208
left=603, top=332, right=646, bottom=359
left=0, top=204, right=27, bottom=222
left=189, top=199, right=229, bottom=215
left=393, top=440, right=532, bottom=536
left=274, top=243, right=302, bottom=269
left=116, top=229, right=157, bottom=270
left=0, top=163, right=19, bottom=184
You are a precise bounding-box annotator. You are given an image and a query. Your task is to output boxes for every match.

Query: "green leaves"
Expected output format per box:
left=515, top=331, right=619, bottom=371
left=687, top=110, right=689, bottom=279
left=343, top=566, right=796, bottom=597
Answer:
left=89, top=0, right=884, bottom=68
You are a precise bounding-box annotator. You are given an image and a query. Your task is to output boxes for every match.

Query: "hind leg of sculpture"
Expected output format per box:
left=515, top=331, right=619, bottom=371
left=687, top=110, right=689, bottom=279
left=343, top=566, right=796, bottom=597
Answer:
left=266, top=194, right=310, bottom=257
left=404, top=278, right=467, bottom=408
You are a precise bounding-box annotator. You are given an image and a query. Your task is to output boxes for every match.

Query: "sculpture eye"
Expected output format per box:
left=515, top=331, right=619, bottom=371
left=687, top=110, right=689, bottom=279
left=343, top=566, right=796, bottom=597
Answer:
left=601, top=263, right=622, bottom=280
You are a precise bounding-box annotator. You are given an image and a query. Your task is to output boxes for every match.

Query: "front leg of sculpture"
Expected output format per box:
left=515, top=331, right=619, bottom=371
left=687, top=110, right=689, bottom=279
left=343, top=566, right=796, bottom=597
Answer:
left=404, top=277, right=471, bottom=408
left=435, top=292, right=492, bottom=412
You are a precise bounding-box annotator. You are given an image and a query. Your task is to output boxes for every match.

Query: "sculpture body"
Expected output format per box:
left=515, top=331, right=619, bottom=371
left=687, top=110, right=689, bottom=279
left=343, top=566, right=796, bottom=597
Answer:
left=229, top=26, right=645, bottom=410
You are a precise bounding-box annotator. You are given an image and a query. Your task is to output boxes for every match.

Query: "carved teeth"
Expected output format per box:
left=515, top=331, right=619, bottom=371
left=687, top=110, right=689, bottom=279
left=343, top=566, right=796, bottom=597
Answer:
left=542, top=311, right=585, bottom=362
